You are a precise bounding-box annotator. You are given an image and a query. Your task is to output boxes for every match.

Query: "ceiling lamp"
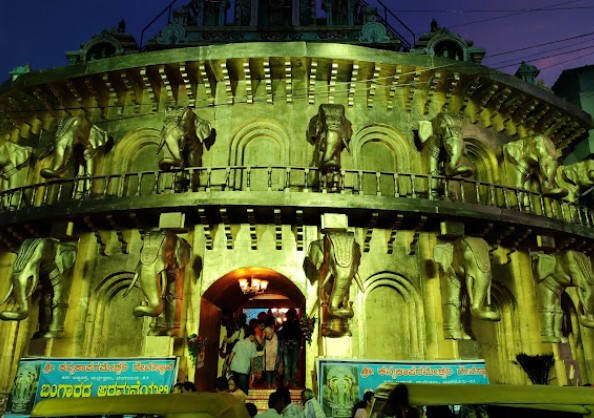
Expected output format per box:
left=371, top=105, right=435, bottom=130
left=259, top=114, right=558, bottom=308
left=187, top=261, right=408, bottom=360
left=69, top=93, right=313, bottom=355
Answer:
left=238, top=276, right=269, bottom=295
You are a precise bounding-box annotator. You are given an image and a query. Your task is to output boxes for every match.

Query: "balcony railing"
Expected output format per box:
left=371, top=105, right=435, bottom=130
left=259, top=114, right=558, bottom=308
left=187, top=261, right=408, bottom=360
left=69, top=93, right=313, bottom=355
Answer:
left=1, top=166, right=592, bottom=229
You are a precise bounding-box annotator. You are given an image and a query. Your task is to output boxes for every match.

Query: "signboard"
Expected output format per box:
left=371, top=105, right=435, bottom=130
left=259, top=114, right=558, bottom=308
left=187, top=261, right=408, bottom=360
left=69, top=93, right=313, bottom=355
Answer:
left=5, top=357, right=178, bottom=417
left=317, top=358, right=489, bottom=418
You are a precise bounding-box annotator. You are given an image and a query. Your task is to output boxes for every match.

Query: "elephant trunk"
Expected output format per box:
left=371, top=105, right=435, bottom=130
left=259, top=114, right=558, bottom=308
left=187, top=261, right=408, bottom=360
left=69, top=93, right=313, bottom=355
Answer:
left=320, top=131, right=341, bottom=172
left=327, top=267, right=355, bottom=319
left=0, top=274, right=31, bottom=321
left=577, top=285, right=594, bottom=328
left=133, top=267, right=165, bottom=318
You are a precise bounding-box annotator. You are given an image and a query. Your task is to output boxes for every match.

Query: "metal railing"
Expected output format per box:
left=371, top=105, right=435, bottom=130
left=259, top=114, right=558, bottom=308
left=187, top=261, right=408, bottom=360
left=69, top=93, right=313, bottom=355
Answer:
left=140, top=0, right=183, bottom=48
left=0, top=166, right=592, bottom=229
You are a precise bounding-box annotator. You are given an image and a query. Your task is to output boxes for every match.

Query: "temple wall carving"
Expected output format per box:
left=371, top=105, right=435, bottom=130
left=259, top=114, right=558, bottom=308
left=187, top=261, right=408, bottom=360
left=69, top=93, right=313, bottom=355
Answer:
left=1, top=42, right=594, bottom=393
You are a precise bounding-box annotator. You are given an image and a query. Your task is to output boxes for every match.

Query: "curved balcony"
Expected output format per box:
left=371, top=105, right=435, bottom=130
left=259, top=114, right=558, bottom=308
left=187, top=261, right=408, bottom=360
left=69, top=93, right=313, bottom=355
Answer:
left=1, top=166, right=593, bottom=248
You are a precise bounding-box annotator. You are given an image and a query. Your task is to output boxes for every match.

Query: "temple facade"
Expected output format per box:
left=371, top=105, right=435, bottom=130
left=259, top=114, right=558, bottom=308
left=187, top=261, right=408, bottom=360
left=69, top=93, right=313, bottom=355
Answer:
left=1, top=0, right=594, bottom=408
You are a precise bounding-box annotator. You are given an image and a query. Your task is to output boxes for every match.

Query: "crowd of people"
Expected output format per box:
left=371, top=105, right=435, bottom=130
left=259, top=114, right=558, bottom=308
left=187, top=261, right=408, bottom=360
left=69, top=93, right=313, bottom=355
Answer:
left=172, top=372, right=419, bottom=418
left=221, top=309, right=304, bottom=394
left=253, top=386, right=326, bottom=418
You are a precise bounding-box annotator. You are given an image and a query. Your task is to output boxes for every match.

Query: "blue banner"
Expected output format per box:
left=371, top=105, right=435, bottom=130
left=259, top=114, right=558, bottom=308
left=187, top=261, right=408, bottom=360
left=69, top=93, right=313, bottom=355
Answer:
left=317, top=358, right=488, bottom=418
left=5, top=357, right=178, bottom=417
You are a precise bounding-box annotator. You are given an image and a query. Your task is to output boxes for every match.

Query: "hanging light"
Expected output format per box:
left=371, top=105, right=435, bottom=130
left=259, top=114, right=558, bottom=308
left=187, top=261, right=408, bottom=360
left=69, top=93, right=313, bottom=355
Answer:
left=238, top=276, right=269, bottom=294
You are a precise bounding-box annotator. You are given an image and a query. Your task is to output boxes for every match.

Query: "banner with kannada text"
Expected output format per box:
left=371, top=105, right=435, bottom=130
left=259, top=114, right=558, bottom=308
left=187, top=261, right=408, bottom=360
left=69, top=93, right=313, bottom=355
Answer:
left=5, top=357, right=178, bottom=418
left=317, top=358, right=489, bottom=418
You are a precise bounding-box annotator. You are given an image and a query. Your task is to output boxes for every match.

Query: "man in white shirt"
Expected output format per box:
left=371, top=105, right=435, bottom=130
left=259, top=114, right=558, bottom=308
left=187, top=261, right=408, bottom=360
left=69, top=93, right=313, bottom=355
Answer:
left=228, top=328, right=258, bottom=395
left=256, top=391, right=285, bottom=418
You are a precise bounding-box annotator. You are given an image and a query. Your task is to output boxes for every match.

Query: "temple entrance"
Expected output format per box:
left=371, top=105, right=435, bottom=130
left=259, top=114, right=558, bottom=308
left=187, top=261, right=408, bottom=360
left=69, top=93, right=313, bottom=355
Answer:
left=195, top=267, right=306, bottom=392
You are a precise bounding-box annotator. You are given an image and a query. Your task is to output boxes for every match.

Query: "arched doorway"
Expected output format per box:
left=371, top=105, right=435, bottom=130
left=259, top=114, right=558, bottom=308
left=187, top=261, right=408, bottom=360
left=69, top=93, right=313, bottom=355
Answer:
left=195, top=267, right=306, bottom=391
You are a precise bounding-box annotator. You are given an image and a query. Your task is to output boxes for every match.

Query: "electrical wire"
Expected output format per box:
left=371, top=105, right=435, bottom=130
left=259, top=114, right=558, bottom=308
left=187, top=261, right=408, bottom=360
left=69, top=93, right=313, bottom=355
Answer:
left=492, top=43, right=594, bottom=69
left=487, top=38, right=594, bottom=68
left=484, top=30, right=594, bottom=59
left=443, top=0, right=587, bottom=30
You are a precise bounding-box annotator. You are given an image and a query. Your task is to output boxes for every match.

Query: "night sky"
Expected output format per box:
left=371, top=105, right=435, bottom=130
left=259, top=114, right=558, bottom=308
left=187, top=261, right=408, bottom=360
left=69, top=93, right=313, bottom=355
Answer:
left=1, top=0, right=593, bottom=86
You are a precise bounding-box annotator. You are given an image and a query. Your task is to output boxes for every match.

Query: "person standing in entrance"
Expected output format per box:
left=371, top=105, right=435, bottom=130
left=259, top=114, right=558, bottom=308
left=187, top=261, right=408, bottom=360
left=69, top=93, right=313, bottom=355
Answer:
left=280, top=308, right=303, bottom=388
left=227, top=328, right=258, bottom=395
left=263, top=323, right=280, bottom=388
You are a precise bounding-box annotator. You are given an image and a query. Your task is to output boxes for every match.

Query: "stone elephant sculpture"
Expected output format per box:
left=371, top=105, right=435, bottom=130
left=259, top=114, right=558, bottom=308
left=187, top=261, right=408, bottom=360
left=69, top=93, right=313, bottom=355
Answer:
left=434, top=236, right=500, bottom=339
left=503, top=134, right=567, bottom=199
left=0, top=238, right=78, bottom=338
left=556, top=159, right=594, bottom=203
left=308, top=104, right=353, bottom=174
left=123, top=230, right=192, bottom=336
left=307, top=230, right=364, bottom=337
left=158, top=106, right=215, bottom=171
left=0, top=140, right=33, bottom=208
left=40, top=115, right=111, bottom=196
left=418, top=111, right=473, bottom=177
left=0, top=140, right=33, bottom=190
left=531, top=250, right=594, bottom=342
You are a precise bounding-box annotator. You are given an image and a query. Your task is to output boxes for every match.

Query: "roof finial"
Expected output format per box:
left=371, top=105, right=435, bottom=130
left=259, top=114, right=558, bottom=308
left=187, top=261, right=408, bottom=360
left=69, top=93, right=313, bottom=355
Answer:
left=431, top=18, right=438, bottom=32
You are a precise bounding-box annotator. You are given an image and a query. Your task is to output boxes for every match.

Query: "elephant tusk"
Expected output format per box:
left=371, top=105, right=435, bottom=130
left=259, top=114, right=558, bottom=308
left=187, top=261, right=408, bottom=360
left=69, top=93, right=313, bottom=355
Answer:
left=122, top=271, right=139, bottom=298
left=156, top=136, right=166, bottom=154
left=0, top=283, right=13, bottom=306
left=354, top=273, right=365, bottom=292
left=321, top=271, right=332, bottom=288
left=26, top=275, right=38, bottom=299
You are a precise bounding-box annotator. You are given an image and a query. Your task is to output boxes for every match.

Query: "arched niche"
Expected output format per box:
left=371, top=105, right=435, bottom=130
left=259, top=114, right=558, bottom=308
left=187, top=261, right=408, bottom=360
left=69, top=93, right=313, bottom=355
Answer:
left=108, top=128, right=163, bottom=196
left=228, top=120, right=290, bottom=191
left=461, top=137, right=500, bottom=204
left=352, top=125, right=418, bottom=196
left=359, top=272, right=425, bottom=359
left=433, top=39, right=464, bottom=61
left=84, top=271, right=145, bottom=357
left=473, top=282, right=524, bottom=383
left=463, top=138, right=499, bottom=183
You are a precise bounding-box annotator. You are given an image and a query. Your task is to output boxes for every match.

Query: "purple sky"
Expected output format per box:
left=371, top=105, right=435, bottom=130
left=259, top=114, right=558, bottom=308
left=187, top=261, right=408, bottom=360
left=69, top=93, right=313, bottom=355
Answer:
left=1, top=0, right=593, bottom=86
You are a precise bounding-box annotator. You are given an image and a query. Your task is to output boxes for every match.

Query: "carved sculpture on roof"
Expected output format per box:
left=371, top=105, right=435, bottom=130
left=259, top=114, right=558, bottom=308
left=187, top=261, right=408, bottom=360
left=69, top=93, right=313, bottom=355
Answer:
left=0, top=238, right=78, bottom=339
left=9, top=63, right=31, bottom=81
left=158, top=9, right=190, bottom=44
left=308, top=104, right=352, bottom=191
left=65, top=22, right=138, bottom=64
left=532, top=250, right=594, bottom=342
left=306, top=224, right=365, bottom=338
left=159, top=106, right=215, bottom=172
left=434, top=236, right=500, bottom=339
left=359, top=15, right=390, bottom=44
left=418, top=111, right=473, bottom=178
left=40, top=115, right=112, bottom=197
left=123, top=230, right=192, bottom=336
left=412, top=19, right=485, bottom=64
left=503, top=134, right=568, bottom=206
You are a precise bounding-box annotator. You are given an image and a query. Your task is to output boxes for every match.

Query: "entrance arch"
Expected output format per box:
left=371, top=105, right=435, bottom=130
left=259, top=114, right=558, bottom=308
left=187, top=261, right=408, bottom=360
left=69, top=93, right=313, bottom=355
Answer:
left=195, top=267, right=306, bottom=391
